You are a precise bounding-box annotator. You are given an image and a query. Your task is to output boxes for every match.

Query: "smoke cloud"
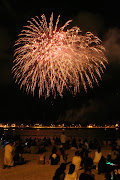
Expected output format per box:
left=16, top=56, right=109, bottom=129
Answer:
left=58, top=14, right=120, bottom=125
left=103, top=28, right=120, bottom=64
left=72, top=11, right=104, bottom=35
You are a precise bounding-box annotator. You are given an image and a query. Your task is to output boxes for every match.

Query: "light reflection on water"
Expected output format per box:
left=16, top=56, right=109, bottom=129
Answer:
left=2, top=128, right=120, bottom=140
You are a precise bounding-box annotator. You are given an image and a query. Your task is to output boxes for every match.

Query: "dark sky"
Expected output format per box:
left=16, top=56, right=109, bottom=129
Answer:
left=0, top=0, right=120, bottom=125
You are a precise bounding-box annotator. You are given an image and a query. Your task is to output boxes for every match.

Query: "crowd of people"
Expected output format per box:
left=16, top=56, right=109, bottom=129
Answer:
left=1, top=132, right=120, bottom=179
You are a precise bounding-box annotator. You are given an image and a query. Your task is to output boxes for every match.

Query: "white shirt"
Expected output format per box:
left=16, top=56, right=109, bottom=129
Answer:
left=64, top=171, right=78, bottom=180
left=72, top=156, right=81, bottom=171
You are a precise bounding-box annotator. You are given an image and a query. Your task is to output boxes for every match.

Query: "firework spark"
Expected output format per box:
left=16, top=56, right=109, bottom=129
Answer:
left=13, top=13, right=108, bottom=98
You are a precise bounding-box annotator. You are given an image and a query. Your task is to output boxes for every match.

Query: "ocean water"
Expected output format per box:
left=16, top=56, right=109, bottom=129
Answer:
left=2, top=128, right=120, bottom=141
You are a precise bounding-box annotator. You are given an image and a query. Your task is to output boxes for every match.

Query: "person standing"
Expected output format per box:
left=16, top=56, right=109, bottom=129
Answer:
left=60, top=132, right=66, bottom=148
left=3, top=140, right=14, bottom=168
left=93, top=147, right=102, bottom=170
left=39, top=151, right=45, bottom=165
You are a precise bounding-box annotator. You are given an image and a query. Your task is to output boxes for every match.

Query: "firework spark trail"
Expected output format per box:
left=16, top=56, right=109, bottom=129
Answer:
left=12, top=13, right=108, bottom=98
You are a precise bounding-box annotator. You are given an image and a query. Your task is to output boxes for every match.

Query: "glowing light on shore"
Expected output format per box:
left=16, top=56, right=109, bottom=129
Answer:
left=13, top=13, right=108, bottom=98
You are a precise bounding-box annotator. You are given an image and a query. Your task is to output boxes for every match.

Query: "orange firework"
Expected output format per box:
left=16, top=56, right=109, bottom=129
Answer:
left=12, top=13, right=108, bottom=98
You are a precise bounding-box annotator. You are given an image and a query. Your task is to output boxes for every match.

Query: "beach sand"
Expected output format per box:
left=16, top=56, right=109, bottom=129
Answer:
left=0, top=146, right=112, bottom=180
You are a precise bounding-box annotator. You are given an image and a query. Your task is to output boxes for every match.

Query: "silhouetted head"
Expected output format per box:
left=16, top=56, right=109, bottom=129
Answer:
left=60, top=163, right=66, bottom=171
left=97, top=147, right=101, bottom=153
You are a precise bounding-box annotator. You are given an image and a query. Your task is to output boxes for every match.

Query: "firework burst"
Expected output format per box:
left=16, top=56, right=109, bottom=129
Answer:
left=13, top=13, right=108, bottom=98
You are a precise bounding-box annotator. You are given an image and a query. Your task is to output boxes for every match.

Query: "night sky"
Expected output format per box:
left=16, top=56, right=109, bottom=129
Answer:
left=0, top=0, right=120, bottom=125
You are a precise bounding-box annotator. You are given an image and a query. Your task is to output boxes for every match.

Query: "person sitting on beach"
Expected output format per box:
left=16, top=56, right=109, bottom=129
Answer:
left=98, top=156, right=107, bottom=175
left=13, top=141, right=24, bottom=165
left=53, top=163, right=66, bottom=180
left=3, top=140, right=14, bottom=168
left=39, top=151, right=45, bottom=165
left=64, top=164, right=78, bottom=180
left=72, top=151, right=82, bottom=171
left=83, top=151, right=93, bottom=170
left=49, top=146, right=59, bottom=165
left=111, top=148, right=119, bottom=161
left=93, top=147, right=102, bottom=170
left=79, top=166, right=95, bottom=180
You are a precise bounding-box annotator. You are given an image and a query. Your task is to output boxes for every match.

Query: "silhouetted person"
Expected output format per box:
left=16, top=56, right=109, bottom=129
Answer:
left=3, top=140, right=14, bottom=168
left=49, top=147, right=59, bottom=165
left=83, top=151, right=93, bottom=170
left=64, top=164, right=78, bottom=180
left=98, top=156, right=106, bottom=174
left=53, top=163, right=66, bottom=180
left=79, top=167, right=95, bottom=180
